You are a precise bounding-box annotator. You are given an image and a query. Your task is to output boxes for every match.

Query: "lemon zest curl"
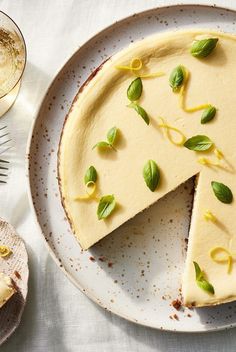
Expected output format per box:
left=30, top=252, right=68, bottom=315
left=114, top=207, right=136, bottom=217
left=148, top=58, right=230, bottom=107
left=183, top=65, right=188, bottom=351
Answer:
left=214, top=148, right=224, bottom=160
left=115, top=58, right=165, bottom=78
left=210, top=247, right=234, bottom=274
left=74, top=183, right=98, bottom=201
left=179, top=68, right=210, bottom=112
left=0, top=245, right=12, bottom=258
left=204, top=210, right=217, bottom=223
left=158, top=117, right=186, bottom=146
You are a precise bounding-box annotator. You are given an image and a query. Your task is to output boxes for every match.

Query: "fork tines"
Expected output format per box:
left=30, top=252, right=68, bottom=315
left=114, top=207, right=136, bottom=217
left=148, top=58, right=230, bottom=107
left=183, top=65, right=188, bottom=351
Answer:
left=0, top=126, right=10, bottom=184
left=0, top=135, right=11, bottom=147
left=0, top=160, right=9, bottom=183
left=0, top=172, right=7, bottom=183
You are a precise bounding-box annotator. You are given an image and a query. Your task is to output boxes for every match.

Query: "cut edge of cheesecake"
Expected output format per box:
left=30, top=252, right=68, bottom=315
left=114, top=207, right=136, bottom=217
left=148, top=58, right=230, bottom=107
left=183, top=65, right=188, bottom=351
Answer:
left=182, top=174, right=236, bottom=308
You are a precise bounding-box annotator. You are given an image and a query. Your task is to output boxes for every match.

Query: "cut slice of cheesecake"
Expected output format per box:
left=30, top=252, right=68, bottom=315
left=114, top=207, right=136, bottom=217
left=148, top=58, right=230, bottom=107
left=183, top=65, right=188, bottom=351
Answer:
left=0, top=273, right=15, bottom=308
left=58, top=29, right=236, bottom=306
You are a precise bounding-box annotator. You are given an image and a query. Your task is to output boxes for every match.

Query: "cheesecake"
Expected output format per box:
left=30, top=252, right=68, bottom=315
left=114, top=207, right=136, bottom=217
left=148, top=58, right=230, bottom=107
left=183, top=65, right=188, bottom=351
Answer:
left=58, top=29, right=236, bottom=307
left=0, top=273, right=15, bottom=308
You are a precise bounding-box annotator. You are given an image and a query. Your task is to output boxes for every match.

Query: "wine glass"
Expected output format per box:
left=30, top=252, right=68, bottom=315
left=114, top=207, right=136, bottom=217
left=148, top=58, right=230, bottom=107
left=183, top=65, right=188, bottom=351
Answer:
left=0, top=11, right=26, bottom=117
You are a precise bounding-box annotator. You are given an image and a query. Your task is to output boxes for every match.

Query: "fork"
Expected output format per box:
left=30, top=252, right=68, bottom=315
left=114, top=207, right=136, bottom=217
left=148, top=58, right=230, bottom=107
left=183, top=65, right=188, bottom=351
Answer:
left=0, top=126, right=11, bottom=184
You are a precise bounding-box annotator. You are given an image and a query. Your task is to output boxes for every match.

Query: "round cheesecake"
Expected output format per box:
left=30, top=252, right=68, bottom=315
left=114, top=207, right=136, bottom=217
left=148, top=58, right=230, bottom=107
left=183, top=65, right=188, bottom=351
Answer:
left=58, top=29, right=236, bottom=307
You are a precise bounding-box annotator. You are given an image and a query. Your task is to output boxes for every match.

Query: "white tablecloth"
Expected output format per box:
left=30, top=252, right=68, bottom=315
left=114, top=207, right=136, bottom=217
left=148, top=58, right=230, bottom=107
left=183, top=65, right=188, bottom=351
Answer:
left=1, top=0, right=236, bottom=351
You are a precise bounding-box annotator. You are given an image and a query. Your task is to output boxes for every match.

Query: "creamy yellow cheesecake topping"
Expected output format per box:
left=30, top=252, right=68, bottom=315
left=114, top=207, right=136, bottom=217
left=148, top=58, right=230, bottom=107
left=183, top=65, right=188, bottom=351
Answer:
left=59, top=30, right=236, bottom=306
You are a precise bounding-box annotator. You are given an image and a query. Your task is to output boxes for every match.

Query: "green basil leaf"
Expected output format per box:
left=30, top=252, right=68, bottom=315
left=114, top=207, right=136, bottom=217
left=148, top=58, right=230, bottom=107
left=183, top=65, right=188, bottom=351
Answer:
left=193, top=261, right=202, bottom=281
left=93, top=127, right=119, bottom=151
left=84, top=166, right=97, bottom=186
left=184, top=135, right=213, bottom=151
left=127, top=77, right=142, bottom=101
left=143, top=160, right=160, bottom=192
left=92, top=141, right=111, bottom=150
left=193, top=261, right=215, bottom=295
left=169, top=65, right=185, bottom=91
left=129, top=102, right=150, bottom=125
left=107, top=126, right=118, bottom=146
left=97, top=195, right=116, bottom=220
left=201, top=106, right=217, bottom=124
left=197, top=279, right=215, bottom=295
left=190, top=38, right=218, bottom=58
left=211, top=181, right=233, bottom=204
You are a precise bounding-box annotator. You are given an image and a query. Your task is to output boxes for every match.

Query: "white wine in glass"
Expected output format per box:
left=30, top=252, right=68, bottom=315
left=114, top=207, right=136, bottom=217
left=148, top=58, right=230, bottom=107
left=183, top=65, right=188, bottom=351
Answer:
left=0, top=11, right=26, bottom=117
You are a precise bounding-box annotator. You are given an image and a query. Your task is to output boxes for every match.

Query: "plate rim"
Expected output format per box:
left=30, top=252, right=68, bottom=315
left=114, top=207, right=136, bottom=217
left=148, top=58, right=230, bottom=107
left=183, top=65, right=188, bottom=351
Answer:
left=26, top=2, right=236, bottom=333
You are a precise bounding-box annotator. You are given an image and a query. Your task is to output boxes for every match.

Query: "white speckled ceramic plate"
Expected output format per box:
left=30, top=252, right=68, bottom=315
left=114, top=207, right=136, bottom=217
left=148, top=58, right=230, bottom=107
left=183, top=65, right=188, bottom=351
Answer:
left=27, top=4, right=236, bottom=332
